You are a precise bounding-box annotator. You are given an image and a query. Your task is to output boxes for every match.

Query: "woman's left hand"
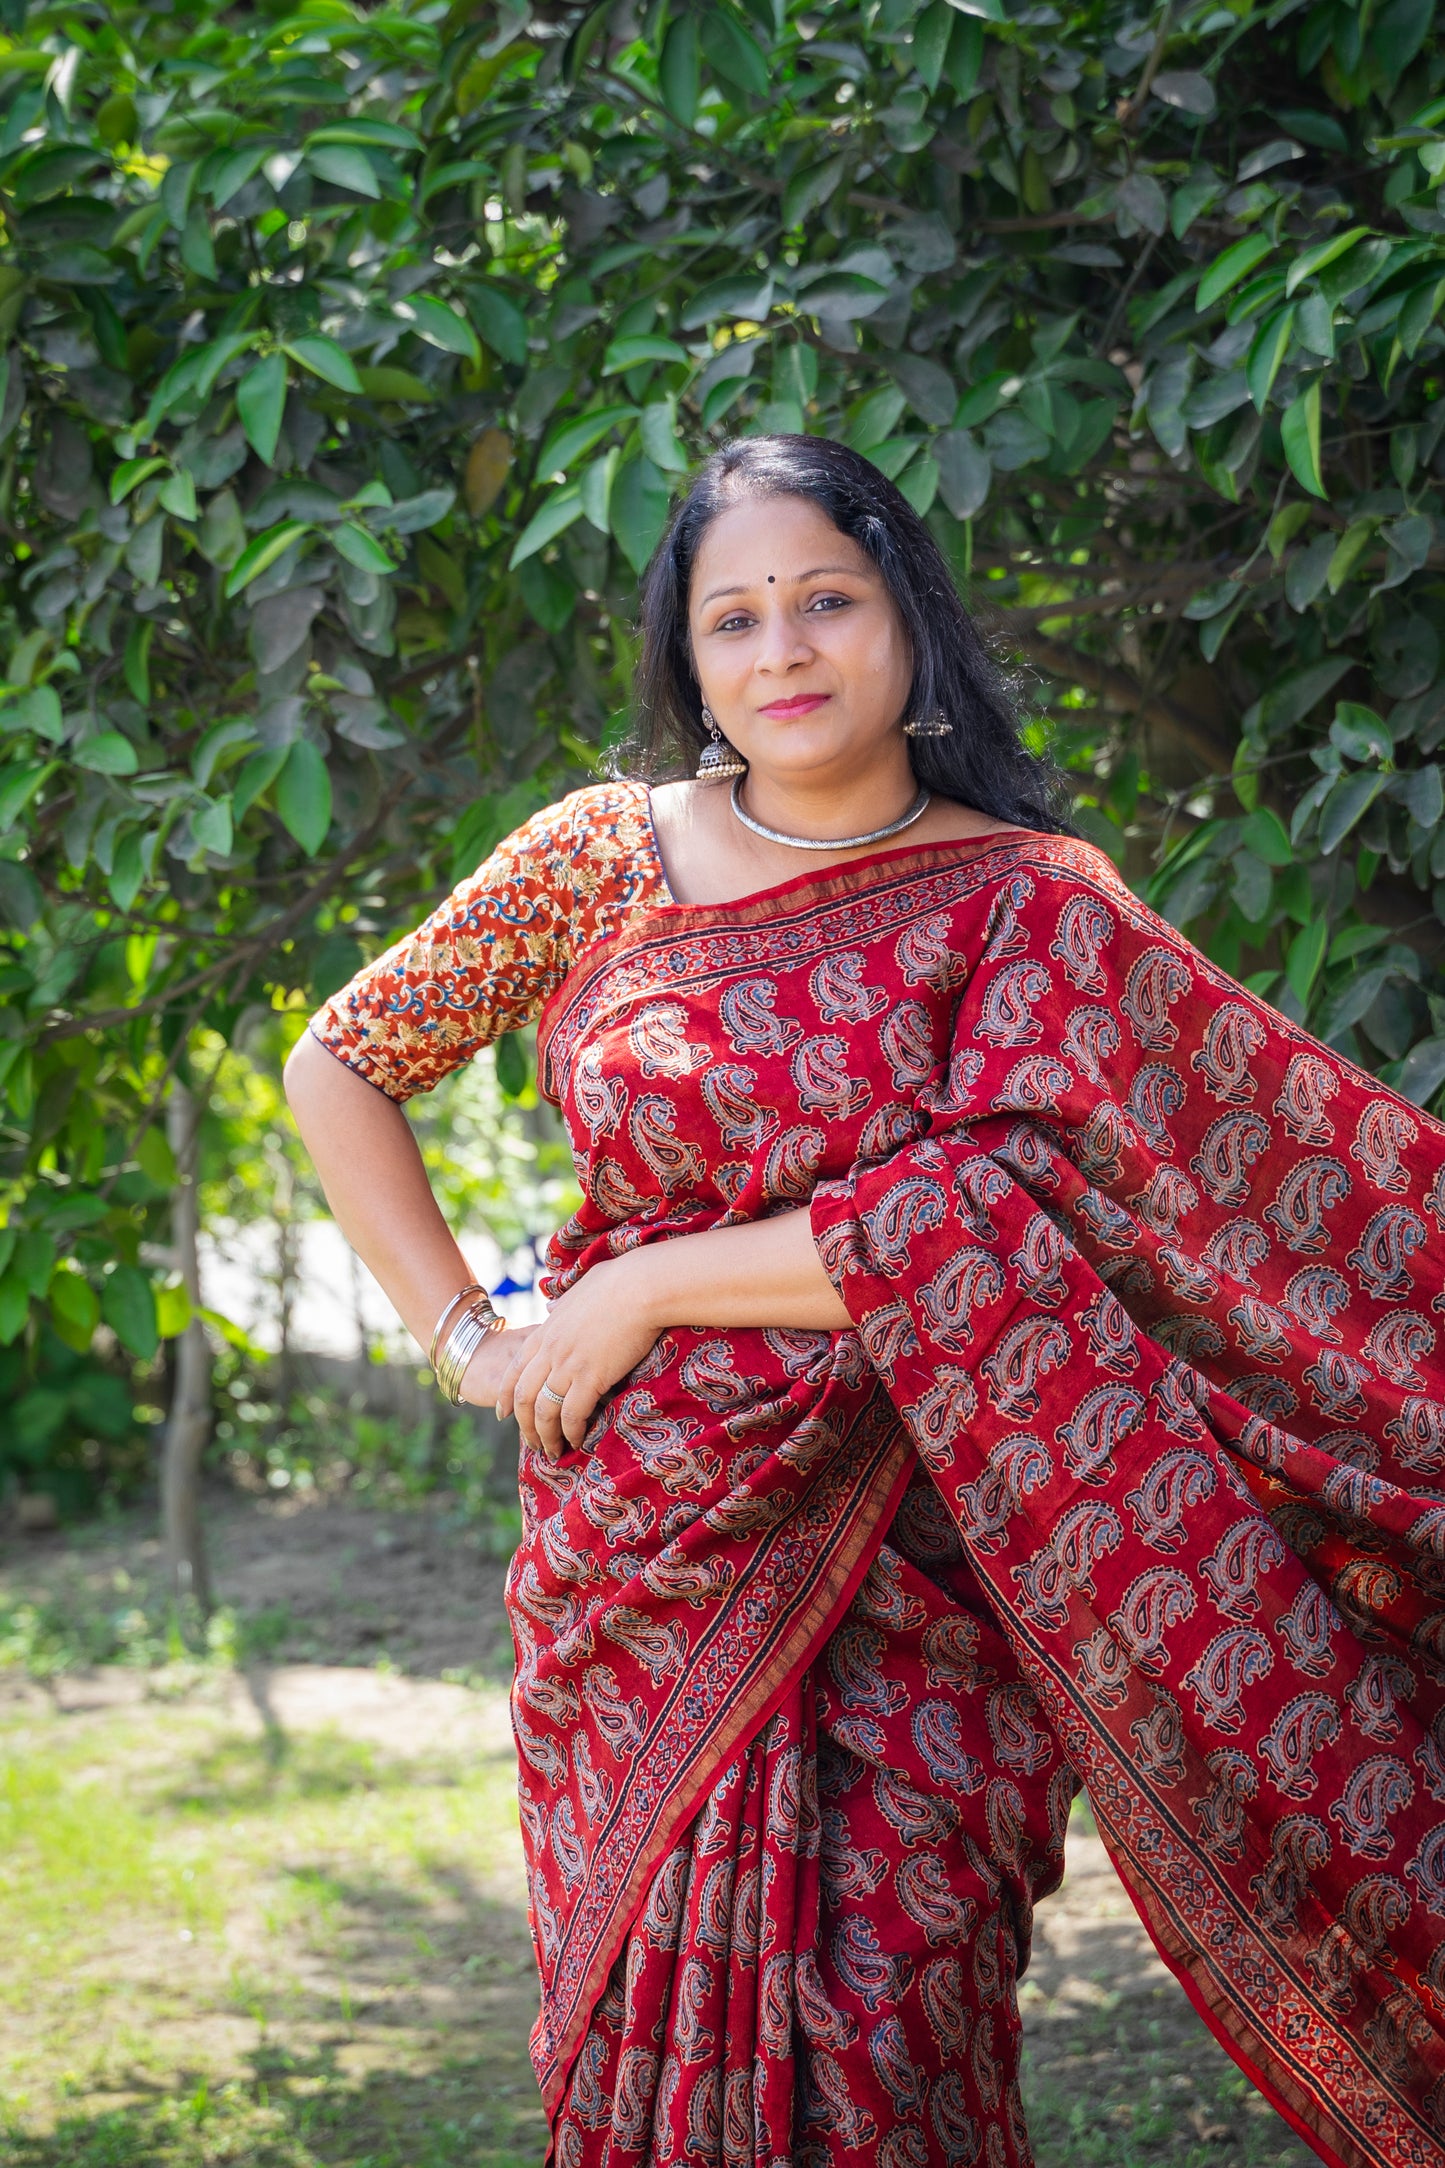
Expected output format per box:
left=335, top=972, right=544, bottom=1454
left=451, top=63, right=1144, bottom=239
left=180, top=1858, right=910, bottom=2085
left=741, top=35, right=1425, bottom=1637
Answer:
left=494, top=1255, right=662, bottom=1462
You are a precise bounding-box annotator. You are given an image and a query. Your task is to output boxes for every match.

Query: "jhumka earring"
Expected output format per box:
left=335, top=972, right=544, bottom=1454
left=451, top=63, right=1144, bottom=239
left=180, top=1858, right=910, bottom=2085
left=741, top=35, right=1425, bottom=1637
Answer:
left=695, top=705, right=748, bottom=779
left=904, top=708, right=952, bottom=738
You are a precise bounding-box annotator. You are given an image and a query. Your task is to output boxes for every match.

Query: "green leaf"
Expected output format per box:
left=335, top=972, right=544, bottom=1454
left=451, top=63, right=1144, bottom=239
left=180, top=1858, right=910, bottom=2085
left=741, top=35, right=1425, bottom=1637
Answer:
left=232, top=744, right=288, bottom=824
left=1326, top=520, right=1377, bottom=594
left=155, top=1282, right=192, bottom=1339
left=3, top=685, right=62, bottom=740
left=102, top=1264, right=158, bottom=1360
left=110, top=456, right=167, bottom=504
left=494, top=1030, right=529, bottom=1098
left=603, top=335, right=689, bottom=375
left=190, top=792, right=233, bottom=858
left=354, top=366, right=438, bottom=403
left=158, top=468, right=198, bottom=521
left=1246, top=305, right=1294, bottom=412
left=402, top=296, right=480, bottom=363
left=1242, top=658, right=1352, bottom=740
left=467, top=286, right=529, bottom=367
left=74, top=732, right=139, bottom=776
left=48, top=1266, right=98, bottom=1352
left=1395, top=1036, right=1445, bottom=1108
left=108, top=831, right=144, bottom=911
left=207, top=144, right=266, bottom=209
left=639, top=402, right=689, bottom=474
left=136, top=1127, right=176, bottom=1186
left=283, top=335, right=364, bottom=393
left=236, top=352, right=287, bottom=467
left=943, top=0, right=1004, bottom=16
left=1319, top=770, right=1388, bottom=853
left=1399, top=275, right=1445, bottom=359
left=782, top=156, right=848, bottom=229
left=0, top=1276, right=27, bottom=1347
left=610, top=456, right=671, bottom=574
left=307, top=143, right=381, bottom=197
left=1285, top=225, right=1375, bottom=298
left=1280, top=378, right=1325, bottom=498
left=680, top=275, right=774, bottom=331
left=1401, top=763, right=1444, bottom=827
left=509, top=484, right=584, bottom=567
left=1240, top=807, right=1293, bottom=865
left=275, top=738, right=332, bottom=857
left=935, top=428, right=991, bottom=519
left=912, top=0, right=953, bottom=89
left=659, top=13, right=701, bottom=124
left=537, top=404, right=638, bottom=478
left=14, top=1231, right=56, bottom=1300
left=197, top=487, right=246, bottom=570
left=332, top=522, right=395, bottom=573
left=309, top=119, right=421, bottom=152
left=1285, top=918, right=1329, bottom=1004
left=224, top=521, right=312, bottom=598
left=1330, top=701, right=1392, bottom=763
left=0, top=759, right=53, bottom=830
left=700, top=8, right=769, bottom=97
left=1197, top=235, right=1274, bottom=312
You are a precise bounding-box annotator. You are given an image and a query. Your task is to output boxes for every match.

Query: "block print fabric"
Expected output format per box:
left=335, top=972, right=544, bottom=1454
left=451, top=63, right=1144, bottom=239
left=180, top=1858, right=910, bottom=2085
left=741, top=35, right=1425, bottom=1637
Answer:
left=313, top=789, right=1445, bottom=2168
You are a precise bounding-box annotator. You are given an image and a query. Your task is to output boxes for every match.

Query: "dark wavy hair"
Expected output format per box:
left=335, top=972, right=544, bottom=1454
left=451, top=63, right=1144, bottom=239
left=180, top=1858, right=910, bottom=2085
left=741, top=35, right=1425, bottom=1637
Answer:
left=622, top=433, right=1071, bottom=834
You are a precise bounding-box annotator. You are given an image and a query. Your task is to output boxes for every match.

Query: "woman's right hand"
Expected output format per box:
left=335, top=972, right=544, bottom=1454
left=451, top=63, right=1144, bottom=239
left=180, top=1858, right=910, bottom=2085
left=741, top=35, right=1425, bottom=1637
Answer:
left=457, top=1323, right=543, bottom=1411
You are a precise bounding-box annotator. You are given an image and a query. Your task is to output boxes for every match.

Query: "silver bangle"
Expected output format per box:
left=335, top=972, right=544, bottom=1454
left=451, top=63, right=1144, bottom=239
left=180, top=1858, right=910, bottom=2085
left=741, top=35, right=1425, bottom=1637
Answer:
left=434, top=1295, right=505, bottom=1404
left=428, top=1282, right=487, bottom=1372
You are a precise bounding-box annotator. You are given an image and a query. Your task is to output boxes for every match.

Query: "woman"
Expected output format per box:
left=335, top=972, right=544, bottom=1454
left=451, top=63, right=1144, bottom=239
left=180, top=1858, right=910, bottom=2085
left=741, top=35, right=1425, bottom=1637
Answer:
left=286, top=435, right=1445, bottom=2168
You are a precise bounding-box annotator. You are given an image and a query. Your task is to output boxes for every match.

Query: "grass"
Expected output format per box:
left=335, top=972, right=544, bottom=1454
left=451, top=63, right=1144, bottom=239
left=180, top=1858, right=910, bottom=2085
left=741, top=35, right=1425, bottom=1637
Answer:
left=0, top=1692, right=547, bottom=2168
left=0, top=1578, right=293, bottom=1679
left=1021, top=1993, right=1317, bottom=2168
left=0, top=1524, right=1317, bottom=2168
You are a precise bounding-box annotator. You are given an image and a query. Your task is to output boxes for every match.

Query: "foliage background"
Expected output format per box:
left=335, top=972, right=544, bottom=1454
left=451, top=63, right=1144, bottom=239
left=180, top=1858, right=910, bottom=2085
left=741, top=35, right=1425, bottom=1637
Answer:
left=1, top=0, right=1444, bottom=1509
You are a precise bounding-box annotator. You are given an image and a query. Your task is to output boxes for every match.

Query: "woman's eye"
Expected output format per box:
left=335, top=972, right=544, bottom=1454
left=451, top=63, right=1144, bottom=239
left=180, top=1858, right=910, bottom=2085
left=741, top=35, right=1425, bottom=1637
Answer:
left=715, top=613, right=753, bottom=633
left=808, top=593, right=850, bottom=612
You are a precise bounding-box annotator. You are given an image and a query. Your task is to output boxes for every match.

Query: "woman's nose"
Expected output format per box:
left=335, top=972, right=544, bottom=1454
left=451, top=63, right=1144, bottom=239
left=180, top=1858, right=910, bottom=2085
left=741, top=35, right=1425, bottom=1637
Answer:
left=754, top=606, right=812, bottom=672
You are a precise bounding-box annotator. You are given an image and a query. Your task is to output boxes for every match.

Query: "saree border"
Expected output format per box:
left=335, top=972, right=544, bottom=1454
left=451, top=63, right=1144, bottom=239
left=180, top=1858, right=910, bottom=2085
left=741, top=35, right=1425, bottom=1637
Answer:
left=538, top=836, right=1445, bottom=1169
left=533, top=1393, right=914, bottom=2116
left=536, top=830, right=1051, bottom=1104
left=969, top=1512, right=1442, bottom=2168
left=532, top=829, right=1445, bottom=2162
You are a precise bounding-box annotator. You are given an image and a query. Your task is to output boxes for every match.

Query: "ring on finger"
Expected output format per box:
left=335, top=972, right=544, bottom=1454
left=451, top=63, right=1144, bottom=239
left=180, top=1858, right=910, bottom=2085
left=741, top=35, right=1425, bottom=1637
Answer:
left=538, top=1382, right=566, bottom=1406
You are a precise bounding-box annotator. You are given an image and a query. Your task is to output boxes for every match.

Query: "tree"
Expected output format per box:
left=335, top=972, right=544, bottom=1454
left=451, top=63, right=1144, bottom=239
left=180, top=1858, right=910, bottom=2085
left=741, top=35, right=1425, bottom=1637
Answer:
left=1, top=0, right=1443, bottom=1509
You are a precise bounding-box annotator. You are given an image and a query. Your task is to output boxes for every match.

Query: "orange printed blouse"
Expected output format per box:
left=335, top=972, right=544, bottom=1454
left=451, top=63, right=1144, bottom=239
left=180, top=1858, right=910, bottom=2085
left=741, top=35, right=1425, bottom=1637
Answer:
left=309, top=780, right=667, bottom=1102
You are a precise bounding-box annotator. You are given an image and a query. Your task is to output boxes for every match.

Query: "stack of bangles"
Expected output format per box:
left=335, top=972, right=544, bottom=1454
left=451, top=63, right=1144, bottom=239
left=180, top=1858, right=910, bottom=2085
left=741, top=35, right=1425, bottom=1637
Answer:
left=429, top=1282, right=506, bottom=1404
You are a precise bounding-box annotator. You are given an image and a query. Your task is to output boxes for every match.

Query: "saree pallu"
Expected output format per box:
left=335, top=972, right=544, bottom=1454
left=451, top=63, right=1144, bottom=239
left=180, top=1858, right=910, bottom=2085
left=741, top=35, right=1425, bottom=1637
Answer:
left=511, top=832, right=1445, bottom=2168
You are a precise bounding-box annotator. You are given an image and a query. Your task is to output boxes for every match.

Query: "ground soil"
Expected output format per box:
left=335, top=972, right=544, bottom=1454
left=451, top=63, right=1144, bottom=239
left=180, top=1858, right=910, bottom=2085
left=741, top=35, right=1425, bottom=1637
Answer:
left=0, top=1489, right=1317, bottom=2167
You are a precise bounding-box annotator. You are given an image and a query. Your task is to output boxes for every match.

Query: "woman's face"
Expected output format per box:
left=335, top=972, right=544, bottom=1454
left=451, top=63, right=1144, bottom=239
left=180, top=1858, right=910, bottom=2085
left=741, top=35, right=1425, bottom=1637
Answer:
left=686, top=493, right=914, bottom=781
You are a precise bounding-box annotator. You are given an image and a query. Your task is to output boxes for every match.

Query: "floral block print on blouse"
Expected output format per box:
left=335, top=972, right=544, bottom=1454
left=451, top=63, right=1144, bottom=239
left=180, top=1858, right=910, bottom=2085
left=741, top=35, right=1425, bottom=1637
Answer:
left=308, top=781, right=665, bottom=1101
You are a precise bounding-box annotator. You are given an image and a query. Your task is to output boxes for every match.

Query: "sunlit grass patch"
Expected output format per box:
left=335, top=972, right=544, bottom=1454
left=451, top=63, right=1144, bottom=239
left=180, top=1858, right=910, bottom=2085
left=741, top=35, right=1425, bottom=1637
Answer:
left=0, top=1692, right=544, bottom=2166
left=0, top=1748, right=211, bottom=1957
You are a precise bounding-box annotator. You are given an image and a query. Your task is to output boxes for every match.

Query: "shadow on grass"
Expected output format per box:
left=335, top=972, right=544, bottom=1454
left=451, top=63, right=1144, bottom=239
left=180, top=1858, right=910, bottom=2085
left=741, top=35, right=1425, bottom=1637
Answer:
left=1021, top=1976, right=1319, bottom=2168
left=0, top=2050, right=547, bottom=2168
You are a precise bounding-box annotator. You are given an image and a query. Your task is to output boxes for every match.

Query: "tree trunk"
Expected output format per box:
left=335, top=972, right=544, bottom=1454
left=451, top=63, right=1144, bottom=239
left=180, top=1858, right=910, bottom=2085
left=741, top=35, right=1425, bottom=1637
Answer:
left=163, top=1079, right=212, bottom=1611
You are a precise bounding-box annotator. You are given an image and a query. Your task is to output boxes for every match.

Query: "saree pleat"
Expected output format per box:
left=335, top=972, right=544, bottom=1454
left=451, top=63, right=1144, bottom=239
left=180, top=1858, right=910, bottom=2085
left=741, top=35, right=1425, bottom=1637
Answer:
left=516, top=832, right=1445, bottom=2168
left=552, top=1480, right=1070, bottom=2167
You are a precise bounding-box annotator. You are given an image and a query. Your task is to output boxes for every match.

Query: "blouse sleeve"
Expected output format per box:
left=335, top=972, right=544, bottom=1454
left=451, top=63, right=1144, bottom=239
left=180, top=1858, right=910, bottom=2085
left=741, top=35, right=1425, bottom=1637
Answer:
left=308, top=800, right=580, bottom=1103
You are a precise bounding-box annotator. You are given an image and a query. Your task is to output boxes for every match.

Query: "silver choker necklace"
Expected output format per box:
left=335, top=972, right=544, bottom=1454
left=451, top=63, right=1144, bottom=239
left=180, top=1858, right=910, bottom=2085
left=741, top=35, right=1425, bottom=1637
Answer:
left=729, top=776, right=931, bottom=851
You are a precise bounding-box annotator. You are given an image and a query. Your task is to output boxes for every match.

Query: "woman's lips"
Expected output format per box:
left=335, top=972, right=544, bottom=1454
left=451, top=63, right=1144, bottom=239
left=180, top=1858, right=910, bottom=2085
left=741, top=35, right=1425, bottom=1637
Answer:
left=757, top=694, right=831, bottom=718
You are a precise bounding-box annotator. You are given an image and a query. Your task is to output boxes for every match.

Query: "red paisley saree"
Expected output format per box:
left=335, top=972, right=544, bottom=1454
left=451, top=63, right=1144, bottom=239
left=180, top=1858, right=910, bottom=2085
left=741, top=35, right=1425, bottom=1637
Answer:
left=316, top=787, right=1445, bottom=2168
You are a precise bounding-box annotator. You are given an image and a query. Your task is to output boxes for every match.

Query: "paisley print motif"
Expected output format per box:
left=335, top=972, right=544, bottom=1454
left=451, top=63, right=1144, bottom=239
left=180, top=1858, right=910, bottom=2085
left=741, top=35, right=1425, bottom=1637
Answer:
left=314, top=801, right=1445, bottom=2168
